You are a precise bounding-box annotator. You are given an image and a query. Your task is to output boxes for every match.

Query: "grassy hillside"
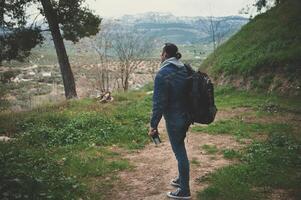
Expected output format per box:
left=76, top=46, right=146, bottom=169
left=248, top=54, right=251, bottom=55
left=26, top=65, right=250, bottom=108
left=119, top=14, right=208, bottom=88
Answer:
left=0, top=89, right=152, bottom=199
left=202, top=0, right=301, bottom=91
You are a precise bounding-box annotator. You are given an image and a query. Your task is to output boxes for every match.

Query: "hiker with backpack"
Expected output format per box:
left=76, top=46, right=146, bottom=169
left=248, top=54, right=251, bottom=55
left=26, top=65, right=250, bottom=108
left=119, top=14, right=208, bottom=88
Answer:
left=149, top=43, right=217, bottom=199
left=149, top=43, right=192, bottom=199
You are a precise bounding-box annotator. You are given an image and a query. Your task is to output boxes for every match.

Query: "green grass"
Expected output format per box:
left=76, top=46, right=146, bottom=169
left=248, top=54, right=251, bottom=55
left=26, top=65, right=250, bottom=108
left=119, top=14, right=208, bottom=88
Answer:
left=202, top=0, right=301, bottom=78
left=51, top=145, right=130, bottom=178
left=222, top=149, right=241, bottom=160
left=193, top=85, right=300, bottom=140
left=0, top=90, right=152, bottom=199
left=201, top=144, right=219, bottom=154
left=0, top=83, right=10, bottom=111
left=1, top=84, right=300, bottom=199
left=196, top=86, right=301, bottom=200
left=214, top=86, right=301, bottom=112
left=192, top=118, right=293, bottom=139
left=198, top=133, right=301, bottom=200
left=0, top=91, right=152, bottom=149
left=0, top=142, right=84, bottom=199
left=191, top=157, right=201, bottom=166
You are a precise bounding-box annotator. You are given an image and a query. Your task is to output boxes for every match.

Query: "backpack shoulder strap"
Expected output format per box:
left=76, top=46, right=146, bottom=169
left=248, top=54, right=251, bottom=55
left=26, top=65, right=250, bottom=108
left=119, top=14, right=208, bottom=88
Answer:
left=184, top=63, right=195, bottom=76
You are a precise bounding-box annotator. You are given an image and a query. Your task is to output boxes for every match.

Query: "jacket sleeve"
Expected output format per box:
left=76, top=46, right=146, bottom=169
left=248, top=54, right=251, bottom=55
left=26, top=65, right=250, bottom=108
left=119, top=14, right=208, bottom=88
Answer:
left=150, top=71, right=169, bottom=129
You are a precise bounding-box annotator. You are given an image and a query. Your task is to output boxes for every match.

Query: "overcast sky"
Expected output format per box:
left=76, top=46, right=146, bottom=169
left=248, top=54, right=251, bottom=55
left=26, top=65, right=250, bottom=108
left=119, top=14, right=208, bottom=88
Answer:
left=85, top=0, right=255, bottom=17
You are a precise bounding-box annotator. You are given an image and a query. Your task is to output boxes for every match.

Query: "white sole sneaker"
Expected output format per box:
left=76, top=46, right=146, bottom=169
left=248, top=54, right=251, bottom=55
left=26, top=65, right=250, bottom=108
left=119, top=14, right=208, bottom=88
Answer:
left=170, top=180, right=180, bottom=187
left=166, top=192, right=192, bottom=199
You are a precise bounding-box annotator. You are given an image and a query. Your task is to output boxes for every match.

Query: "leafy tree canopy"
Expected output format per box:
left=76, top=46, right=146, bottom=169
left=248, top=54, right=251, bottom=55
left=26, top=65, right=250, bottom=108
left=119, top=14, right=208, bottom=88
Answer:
left=254, top=0, right=283, bottom=11
left=0, top=0, right=101, bottom=62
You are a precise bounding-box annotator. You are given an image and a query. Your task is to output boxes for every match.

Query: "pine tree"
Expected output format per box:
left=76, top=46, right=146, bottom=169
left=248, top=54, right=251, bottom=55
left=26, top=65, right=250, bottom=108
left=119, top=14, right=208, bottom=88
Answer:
left=0, top=0, right=102, bottom=99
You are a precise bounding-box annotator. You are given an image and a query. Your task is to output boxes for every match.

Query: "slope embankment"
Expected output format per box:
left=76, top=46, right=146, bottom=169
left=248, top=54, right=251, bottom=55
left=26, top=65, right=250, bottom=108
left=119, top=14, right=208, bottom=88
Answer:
left=202, top=0, right=301, bottom=95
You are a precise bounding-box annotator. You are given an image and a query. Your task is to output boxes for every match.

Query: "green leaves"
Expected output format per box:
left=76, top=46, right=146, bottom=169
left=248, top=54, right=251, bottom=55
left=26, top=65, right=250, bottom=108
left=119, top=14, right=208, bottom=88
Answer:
left=57, top=0, right=102, bottom=42
left=0, top=143, right=83, bottom=199
left=1, top=0, right=101, bottom=62
left=0, top=27, right=44, bottom=62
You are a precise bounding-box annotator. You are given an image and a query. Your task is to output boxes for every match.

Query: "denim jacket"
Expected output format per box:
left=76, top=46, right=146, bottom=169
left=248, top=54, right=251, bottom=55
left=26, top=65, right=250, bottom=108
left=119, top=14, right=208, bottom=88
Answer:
left=150, top=57, right=190, bottom=129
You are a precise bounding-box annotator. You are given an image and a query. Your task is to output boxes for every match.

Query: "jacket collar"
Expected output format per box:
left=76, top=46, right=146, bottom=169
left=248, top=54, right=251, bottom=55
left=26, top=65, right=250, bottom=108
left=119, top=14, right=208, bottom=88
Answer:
left=160, top=57, right=185, bottom=69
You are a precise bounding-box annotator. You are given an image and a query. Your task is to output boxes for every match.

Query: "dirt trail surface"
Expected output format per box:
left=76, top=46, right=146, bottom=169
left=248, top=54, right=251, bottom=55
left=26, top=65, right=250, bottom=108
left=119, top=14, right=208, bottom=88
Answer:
left=110, top=119, right=246, bottom=200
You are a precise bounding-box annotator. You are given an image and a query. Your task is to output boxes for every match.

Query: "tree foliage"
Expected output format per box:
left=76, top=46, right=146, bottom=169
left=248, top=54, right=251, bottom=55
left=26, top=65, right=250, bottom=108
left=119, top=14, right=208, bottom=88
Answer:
left=51, top=0, right=101, bottom=42
left=254, top=0, right=283, bottom=12
left=0, top=0, right=101, bottom=62
left=0, top=27, right=44, bottom=61
left=1, top=0, right=43, bottom=62
left=1, top=0, right=101, bottom=99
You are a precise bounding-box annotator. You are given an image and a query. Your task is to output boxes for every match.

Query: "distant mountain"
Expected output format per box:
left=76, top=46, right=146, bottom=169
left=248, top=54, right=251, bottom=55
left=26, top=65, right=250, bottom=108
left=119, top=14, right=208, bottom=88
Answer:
left=33, top=12, right=249, bottom=61
left=112, top=12, right=249, bottom=45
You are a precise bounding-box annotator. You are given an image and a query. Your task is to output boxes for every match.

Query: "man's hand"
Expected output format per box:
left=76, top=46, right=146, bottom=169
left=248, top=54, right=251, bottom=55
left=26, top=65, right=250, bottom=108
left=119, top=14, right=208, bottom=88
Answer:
left=148, top=127, right=158, bottom=137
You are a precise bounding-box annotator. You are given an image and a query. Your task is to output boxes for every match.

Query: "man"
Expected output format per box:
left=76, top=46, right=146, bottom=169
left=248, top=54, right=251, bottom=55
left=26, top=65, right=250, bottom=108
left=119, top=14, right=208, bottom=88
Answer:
left=149, top=43, right=191, bottom=199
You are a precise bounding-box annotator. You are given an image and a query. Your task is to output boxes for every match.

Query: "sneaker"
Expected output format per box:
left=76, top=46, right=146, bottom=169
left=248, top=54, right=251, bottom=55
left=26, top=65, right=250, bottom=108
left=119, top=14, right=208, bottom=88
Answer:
left=167, top=188, right=191, bottom=199
left=170, top=177, right=180, bottom=187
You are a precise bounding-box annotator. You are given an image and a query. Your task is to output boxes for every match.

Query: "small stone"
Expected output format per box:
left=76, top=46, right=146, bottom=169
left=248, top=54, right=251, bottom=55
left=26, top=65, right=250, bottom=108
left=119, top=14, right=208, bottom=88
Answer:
left=0, top=136, right=13, bottom=142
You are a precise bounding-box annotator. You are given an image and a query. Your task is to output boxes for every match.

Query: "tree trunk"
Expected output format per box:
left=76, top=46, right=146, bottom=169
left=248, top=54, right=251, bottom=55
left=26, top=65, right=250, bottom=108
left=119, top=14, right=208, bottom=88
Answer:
left=0, top=4, right=4, bottom=25
left=0, top=2, right=4, bottom=64
left=124, top=74, right=129, bottom=91
left=123, top=63, right=130, bottom=91
left=209, top=17, right=216, bottom=54
left=40, top=0, right=77, bottom=99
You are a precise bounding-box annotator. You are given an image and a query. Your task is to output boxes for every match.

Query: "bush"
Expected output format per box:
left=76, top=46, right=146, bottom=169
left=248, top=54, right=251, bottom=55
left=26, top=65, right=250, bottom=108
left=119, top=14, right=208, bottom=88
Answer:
left=0, top=143, right=83, bottom=200
left=0, top=83, right=10, bottom=111
left=0, top=70, right=20, bottom=83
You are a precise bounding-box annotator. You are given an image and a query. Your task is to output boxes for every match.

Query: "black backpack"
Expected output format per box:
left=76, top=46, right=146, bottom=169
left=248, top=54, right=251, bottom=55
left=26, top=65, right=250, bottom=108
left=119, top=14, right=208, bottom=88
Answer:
left=185, top=64, right=217, bottom=124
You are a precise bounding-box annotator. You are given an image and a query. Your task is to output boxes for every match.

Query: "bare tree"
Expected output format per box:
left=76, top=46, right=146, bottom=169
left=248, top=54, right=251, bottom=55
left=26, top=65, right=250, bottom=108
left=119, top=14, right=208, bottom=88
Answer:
left=198, top=17, right=232, bottom=54
left=198, top=17, right=216, bottom=53
left=215, top=19, right=234, bottom=47
left=92, top=21, right=115, bottom=92
left=148, top=59, right=160, bottom=81
left=112, top=26, right=153, bottom=91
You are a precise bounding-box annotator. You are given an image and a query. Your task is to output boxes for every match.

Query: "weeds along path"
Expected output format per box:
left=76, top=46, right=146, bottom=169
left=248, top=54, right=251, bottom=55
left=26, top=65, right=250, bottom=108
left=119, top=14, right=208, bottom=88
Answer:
left=110, top=118, right=246, bottom=200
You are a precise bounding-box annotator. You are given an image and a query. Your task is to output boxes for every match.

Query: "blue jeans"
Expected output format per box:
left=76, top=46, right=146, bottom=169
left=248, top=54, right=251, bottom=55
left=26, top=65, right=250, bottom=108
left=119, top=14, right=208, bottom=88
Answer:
left=165, top=114, right=190, bottom=193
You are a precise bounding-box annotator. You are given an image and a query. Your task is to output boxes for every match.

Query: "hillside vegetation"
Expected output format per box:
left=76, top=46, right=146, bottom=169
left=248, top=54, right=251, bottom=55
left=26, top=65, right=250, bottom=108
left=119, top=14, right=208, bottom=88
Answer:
left=202, top=0, right=301, bottom=94
left=1, top=85, right=300, bottom=199
left=193, top=86, right=301, bottom=200
left=0, top=89, right=152, bottom=199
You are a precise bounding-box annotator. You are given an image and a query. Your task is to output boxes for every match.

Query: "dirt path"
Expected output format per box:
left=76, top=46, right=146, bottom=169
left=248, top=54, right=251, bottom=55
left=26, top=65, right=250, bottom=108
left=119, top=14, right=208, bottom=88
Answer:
left=110, top=119, right=246, bottom=200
